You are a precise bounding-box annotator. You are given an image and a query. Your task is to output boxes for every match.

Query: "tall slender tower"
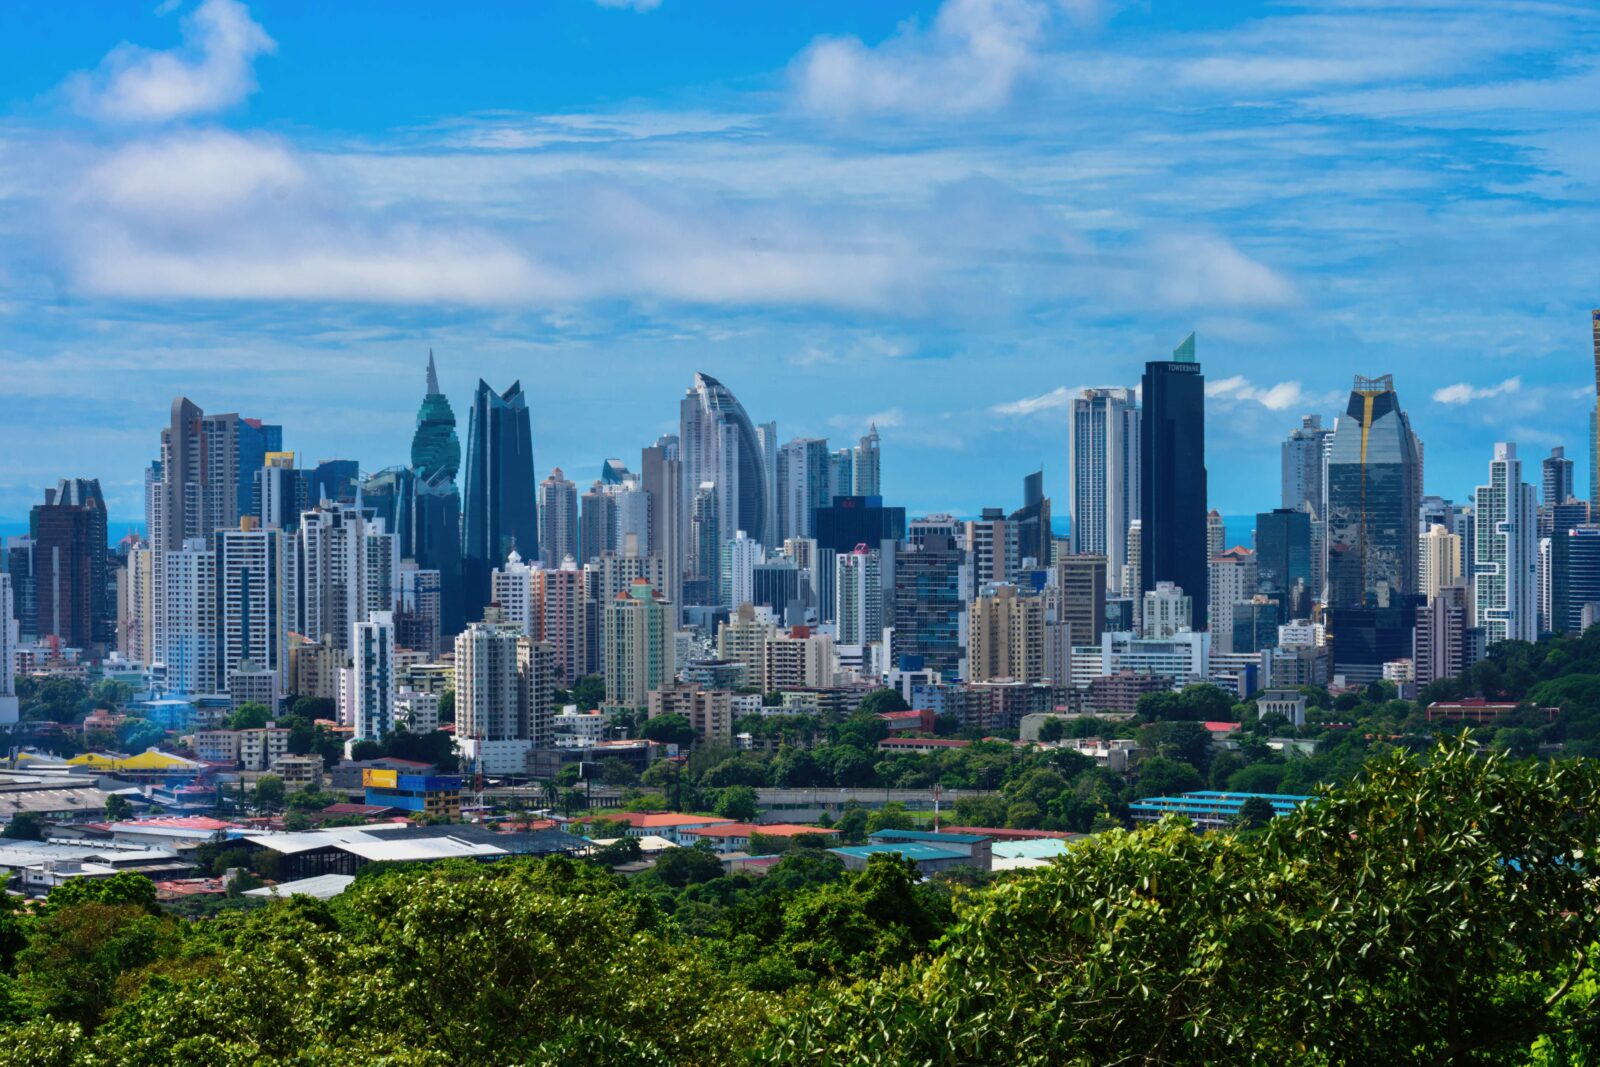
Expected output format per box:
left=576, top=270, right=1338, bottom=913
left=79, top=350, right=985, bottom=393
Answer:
left=853, top=424, right=882, bottom=497
left=1140, top=333, right=1208, bottom=624
left=1475, top=442, right=1538, bottom=645
left=1591, top=311, right=1600, bottom=508
left=410, top=352, right=464, bottom=634
left=461, top=379, right=538, bottom=620
left=1068, top=387, right=1139, bottom=593
left=538, top=468, right=579, bottom=565
left=679, top=373, right=769, bottom=547
left=1325, top=374, right=1421, bottom=608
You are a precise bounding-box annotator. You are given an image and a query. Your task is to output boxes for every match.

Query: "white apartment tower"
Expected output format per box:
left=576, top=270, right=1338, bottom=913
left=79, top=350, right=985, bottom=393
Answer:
left=155, top=538, right=218, bottom=695
left=835, top=545, right=883, bottom=646
left=350, top=611, right=396, bottom=742
left=1068, top=388, right=1140, bottom=594
left=1474, top=442, right=1539, bottom=645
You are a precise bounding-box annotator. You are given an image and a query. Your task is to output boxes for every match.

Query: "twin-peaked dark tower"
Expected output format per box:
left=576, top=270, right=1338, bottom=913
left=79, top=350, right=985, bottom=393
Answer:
left=461, top=377, right=539, bottom=618
left=1140, top=333, right=1209, bottom=625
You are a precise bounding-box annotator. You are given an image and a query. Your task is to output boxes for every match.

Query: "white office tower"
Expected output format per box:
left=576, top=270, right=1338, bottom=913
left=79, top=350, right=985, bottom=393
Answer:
left=1474, top=442, right=1539, bottom=645
left=1142, top=581, right=1192, bottom=639
left=1418, top=524, right=1464, bottom=602
left=215, top=522, right=292, bottom=691
left=296, top=503, right=397, bottom=651
left=835, top=545, right=883, bottom=645
left=854, top=424, right=881, bottom=497
left=1068, top=388, right=1140, bottom=594
left=721, top=531, right=765, bottom=610
left=122, top=545, right=155, bottom=666
left=0, top=575, right=17, bottom=724
left=155, top=538, right=218, bottom=695
left=491, top=550, right=544, bottom=638
left=1207, top=548, right=1257, bottom=654
left=350, top=611, right=396, bottom=742
left=455, top=622, right=533, bottom=774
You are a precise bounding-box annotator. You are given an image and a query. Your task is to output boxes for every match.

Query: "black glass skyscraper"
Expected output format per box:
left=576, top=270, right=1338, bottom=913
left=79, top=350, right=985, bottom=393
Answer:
left=1255, top=508, right=1312, bottom=616
left=462, top=378, right=538, bottom=618
left=1140, top=333, right=1208, bottom=623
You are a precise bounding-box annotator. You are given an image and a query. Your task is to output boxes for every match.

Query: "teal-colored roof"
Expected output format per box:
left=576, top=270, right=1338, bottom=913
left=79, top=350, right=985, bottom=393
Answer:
left=869, top=829, right=988, bottom=845
left=830, top=842, right=967, bottom=862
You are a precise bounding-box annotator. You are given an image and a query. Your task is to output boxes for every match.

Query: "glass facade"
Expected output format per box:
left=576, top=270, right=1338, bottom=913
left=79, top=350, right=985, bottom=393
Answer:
left=1140, top=346, right=1208, bottom=624
left=462, top=380, right=539, bottom=618
left=1325, top=376, right=1420, bottom=608
left=1552, top=525, right=1600, bottom=635
left=1254, top=508, right=1311, bottom=613
left=891, top=535, right=966, bottom=678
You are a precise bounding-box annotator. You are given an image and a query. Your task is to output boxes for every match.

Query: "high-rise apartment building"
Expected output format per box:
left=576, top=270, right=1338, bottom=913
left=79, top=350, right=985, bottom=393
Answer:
left=120, top=543, right=155, bottom=666
left=491, top=551, right=544, bottom=638
left=1142, top=581, right=1192, bottom=639
left=0, top=575, right=17, bottom=724
left=579, top=482, right=616, bottom=564
left=966, top=508, right=1008, bottom=588
left=777, top=438, right=831, bottom=543
left=968, top=584, right=1045, bottom=683
left=720, top=531, right=764, bottom=610
left=454, top=622, right=549, bottom=773
left=835, top=545, right=882, bottom=646
left=215, top=521, right=292, bottom=691
left=603, top=580, right=674, bottom=710
left=1206, top=510, right=1226, bottom=559
left=395, top=565, right=443, bottom=658
left=689, top=483, right=721, bottom=604
left=350, top=611, right=396, bottom=741
left=853, top=424, right=881, bottom=497
left=1207, top=548, right=1257, bottom=654
left=1326, top=375, right=1421, bottom=607
left=1140, top=334, right=1208, bottom=624
left=296, top=503, right=397, bottom=652
left=1414, top=582, right=1472, bottom=686
left=541, top=561, right=588, bottom=686
left=1418, top=524, right=1464, bottom=602
left=153, top=398, right=242, bottom=555
left=1544, top=446, right=1574, bottom=506
left=462, top=379, right=538, bottom=619
left=828, top=448, right=854, bottom=506
left=641, top=441, right=684, bottom=618
left=32, top=478, right=109, bottom=652
left=1282, top=415, right=1332, bottom=513
left=155, top=538, right=218, bottom=695
left=1474, top=442, right=1538, bottom=645
left=1068, top=388, right=1139, bottom=594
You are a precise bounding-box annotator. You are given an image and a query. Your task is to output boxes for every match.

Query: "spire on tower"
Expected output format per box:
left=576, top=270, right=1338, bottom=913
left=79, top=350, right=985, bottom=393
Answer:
left=426, top=349, right=440, bottom=395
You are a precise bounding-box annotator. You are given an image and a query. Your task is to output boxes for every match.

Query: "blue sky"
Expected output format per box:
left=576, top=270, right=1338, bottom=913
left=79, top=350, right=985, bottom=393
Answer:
left=2, top=0, right=1599, bottom=531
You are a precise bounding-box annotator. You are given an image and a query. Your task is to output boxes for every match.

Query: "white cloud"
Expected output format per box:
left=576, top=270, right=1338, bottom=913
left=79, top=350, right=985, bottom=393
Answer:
left=66, top=0, right=275, bottom=122
left=791, top=0, right=1051, bottom=116
left=1207, top=376, right=1325, bottom=412
left=991, top=385, right=1072, bottom=416
left=1150, top=234, right=1298, bottom=309
left=1432, top=377, right=1522, bottom=405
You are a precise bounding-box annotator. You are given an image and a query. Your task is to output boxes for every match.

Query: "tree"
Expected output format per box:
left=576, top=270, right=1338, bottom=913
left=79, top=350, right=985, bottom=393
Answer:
left=600, top=757, right=639, bottom=787
left=1037, top=717, right=1066, bottom=742
left=102, top=794, right=132, bottom=822
left=14, top=903, right=174, bottom=1030
left=225, top=702, right=272, bottom=730
left=436, top=689, right=455, bottom=724
left=251, top=775, right=286, bottom=812
left=856, top=689, right=910, bottom=717
left=713, top=785, right=759, bottom=822
left=591, top=837, right=643, bottom=868
left=833, top=807, right=870, bottom=844
left=864, top=802, right=913, bottom=835
left=641, top=713, right=697, bottom=748
left=570, top=676, right=606, bottom=712
left=3, top=813, right=45, bottom=840
left=1134, top=756, right=1203, bottom=799
left=1233, top=796, right=1275, bottom=831
left=654, top=845, right=724, bottom=888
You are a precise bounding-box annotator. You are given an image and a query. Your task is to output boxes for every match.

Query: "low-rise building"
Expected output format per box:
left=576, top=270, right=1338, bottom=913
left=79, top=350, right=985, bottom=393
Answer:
left=362, top=769, right=462, bottom=820
left=1255, top=689, right=1307, bottom=727
left=272, top=754, right=325, bottom=792
left=647, top=685, right=736, bottom=746
left=1425, top=698, right=1558, bottom=725
left=677, top=822, right=838, bottom=853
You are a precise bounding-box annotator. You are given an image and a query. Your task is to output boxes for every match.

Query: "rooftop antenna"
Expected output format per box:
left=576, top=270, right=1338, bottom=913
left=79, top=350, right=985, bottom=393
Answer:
left=426, top=349, right=441, bottom=395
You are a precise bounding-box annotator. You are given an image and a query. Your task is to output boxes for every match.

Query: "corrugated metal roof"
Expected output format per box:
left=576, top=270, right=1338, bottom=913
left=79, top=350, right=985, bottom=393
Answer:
left=830, top=842, right=967, bottom=861
left=245, top=874, right=356, bottom=899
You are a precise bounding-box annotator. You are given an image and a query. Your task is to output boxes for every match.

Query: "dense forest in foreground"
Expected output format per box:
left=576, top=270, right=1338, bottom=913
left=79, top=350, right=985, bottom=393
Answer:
left=0, top=738, right=1596, bottom=1066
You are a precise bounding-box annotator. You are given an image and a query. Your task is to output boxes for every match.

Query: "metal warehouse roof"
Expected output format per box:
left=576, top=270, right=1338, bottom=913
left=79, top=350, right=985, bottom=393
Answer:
left=245, top=874, right=356, bottom=900
left=829, top=842, right=968, bottom=862
left=869, top=829, right=989, bottom=845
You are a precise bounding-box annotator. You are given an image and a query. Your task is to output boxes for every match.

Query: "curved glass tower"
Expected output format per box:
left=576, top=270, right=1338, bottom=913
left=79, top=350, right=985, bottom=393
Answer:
left=679, top=372, right=768, bottom=546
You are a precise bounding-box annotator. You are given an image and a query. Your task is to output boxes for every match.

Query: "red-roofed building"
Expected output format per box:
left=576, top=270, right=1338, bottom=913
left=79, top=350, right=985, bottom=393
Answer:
left=1426, top=698, right=1557, bottom=725
left=597, top=811, right=737, bottom=844
left=1202, top=721, right=1242, bottom=736
left=876, top=708, right=937, bottom=733
left=679, top=822, right=839, bottom=853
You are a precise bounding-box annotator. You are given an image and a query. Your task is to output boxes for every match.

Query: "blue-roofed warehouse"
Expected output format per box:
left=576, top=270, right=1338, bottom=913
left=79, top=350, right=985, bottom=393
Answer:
left=1129, top=791, right=1312, bottom=831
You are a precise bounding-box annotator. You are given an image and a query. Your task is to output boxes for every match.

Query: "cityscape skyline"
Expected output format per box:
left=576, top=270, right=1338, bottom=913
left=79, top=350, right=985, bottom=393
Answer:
left=4, top=1, right=1600, bottom=525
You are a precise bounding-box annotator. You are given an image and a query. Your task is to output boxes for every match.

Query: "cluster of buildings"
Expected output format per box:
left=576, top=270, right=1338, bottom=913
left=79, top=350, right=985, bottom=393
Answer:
left=4, top=317, right=1600, bottom=775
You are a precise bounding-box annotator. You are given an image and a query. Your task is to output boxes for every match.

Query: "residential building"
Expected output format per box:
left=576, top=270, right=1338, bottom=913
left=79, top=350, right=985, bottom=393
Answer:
left=777, top=437, right=831, bottom=543
left=1551, top=525, right=1600, bottom=635
left=762, top=628, right=835, bottom=691
left=603, top=580, right=674, bottom=711
left=1068, top=387, right=1140, bottom=594
left=853, top=425, right=881, bottom=497
left=455, top=622, right=533, bottom=775
left=967, top=584, right=1045, bottom=683
left=1474, top=442, right=1539, bottom=645
left=1054, top=554, right=1106, bottom=644
left=215, top=521, right=291, bottom=692
left=491, top=551, right=544, bottom=638
left=155, top=539, right=218, bottom=695
left=835, top=545, right=882, bottom=646
left=296, top=502, right=397, bottom=652
left=349, top=612, right=396, bottom=742
left=1419, top=523, right=1464, bottom=602
left=32, top=478, right=109, bottom=652
left=1142, top=582, right=1191, bottom=639
left=538, top=468, right=579, bottom=567
left=647, top=685, right=736, bottom=746
left=720, top=531, right=765, bottom=610
left=680, top=372, right=769, bottom=548
left=1282, top=414, right=1332, bottom=514
left=1207, top=548, right=1257, bottom=654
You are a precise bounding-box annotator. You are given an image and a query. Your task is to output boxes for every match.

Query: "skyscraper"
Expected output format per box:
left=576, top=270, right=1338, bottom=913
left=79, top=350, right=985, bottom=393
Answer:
left=641, top=440, right=684, bottom=619
left=835, top=545, right=882, bottom=646
left=1068, top=387, right=1140, bottom=595
left=968, top=584, right=1046, bottom=683
left=539, top=468, right=579, bottom=566
left=1282, top=415, right=1332, bottom=513
left=296, top=502, right=397, bottom=652
left=350, top=611, right=397, bottom=742
left=579, top=483, right=616, bottom=563
left=462, top=379, right=538, bottom=618
left=1254, top=509, right=1312, bottom=616
left=409, top=353, right=464, bottom=634
left=680, top=373, right=769, bottom=547
left=603, top=579, right=674, bottom=711
left=215, top=521, right=291, bottom=692
left=1140, top=333, right=1208, bottom=623
left=1551, top=525, right=1600, bottom=635
left=1418, top=524, right=1464, bottom=602
left=828, top=448, right=854, bottom=505
left=31, top=478, right=109, bottom=652
left=1325, top=374, right=1421, bottom=607
left=853, top=424, right=881, bottom=497
left=1474, top=442, right=1538, bottom=645
left=891, top=534, right=967, bottom=679
left=1591, top=310, right=1600, bottom=507
left=777, top=438, right=831, bottom=543
left=156, top=538, right=218, bottom=695
left=1054, top=554, right=1107, bottom=644
left=1010, top=469, right=1052, bottom=570
left=1544, top=446, right=1574, bottom=506
left=0, top=575, right=16, bottom=724
left=154, top=398, right=241, bottom=554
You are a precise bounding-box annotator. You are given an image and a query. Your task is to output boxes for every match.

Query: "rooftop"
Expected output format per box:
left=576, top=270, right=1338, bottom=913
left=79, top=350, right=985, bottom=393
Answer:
left=870, top=829, right=989, bottom=845
left=602, top=811, right=735, bottom=830
left=830, top=842, right=968, bottom=862
left=245, top=874, right=356, bottom=900
left=680, top=822, right=834, bottom=839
